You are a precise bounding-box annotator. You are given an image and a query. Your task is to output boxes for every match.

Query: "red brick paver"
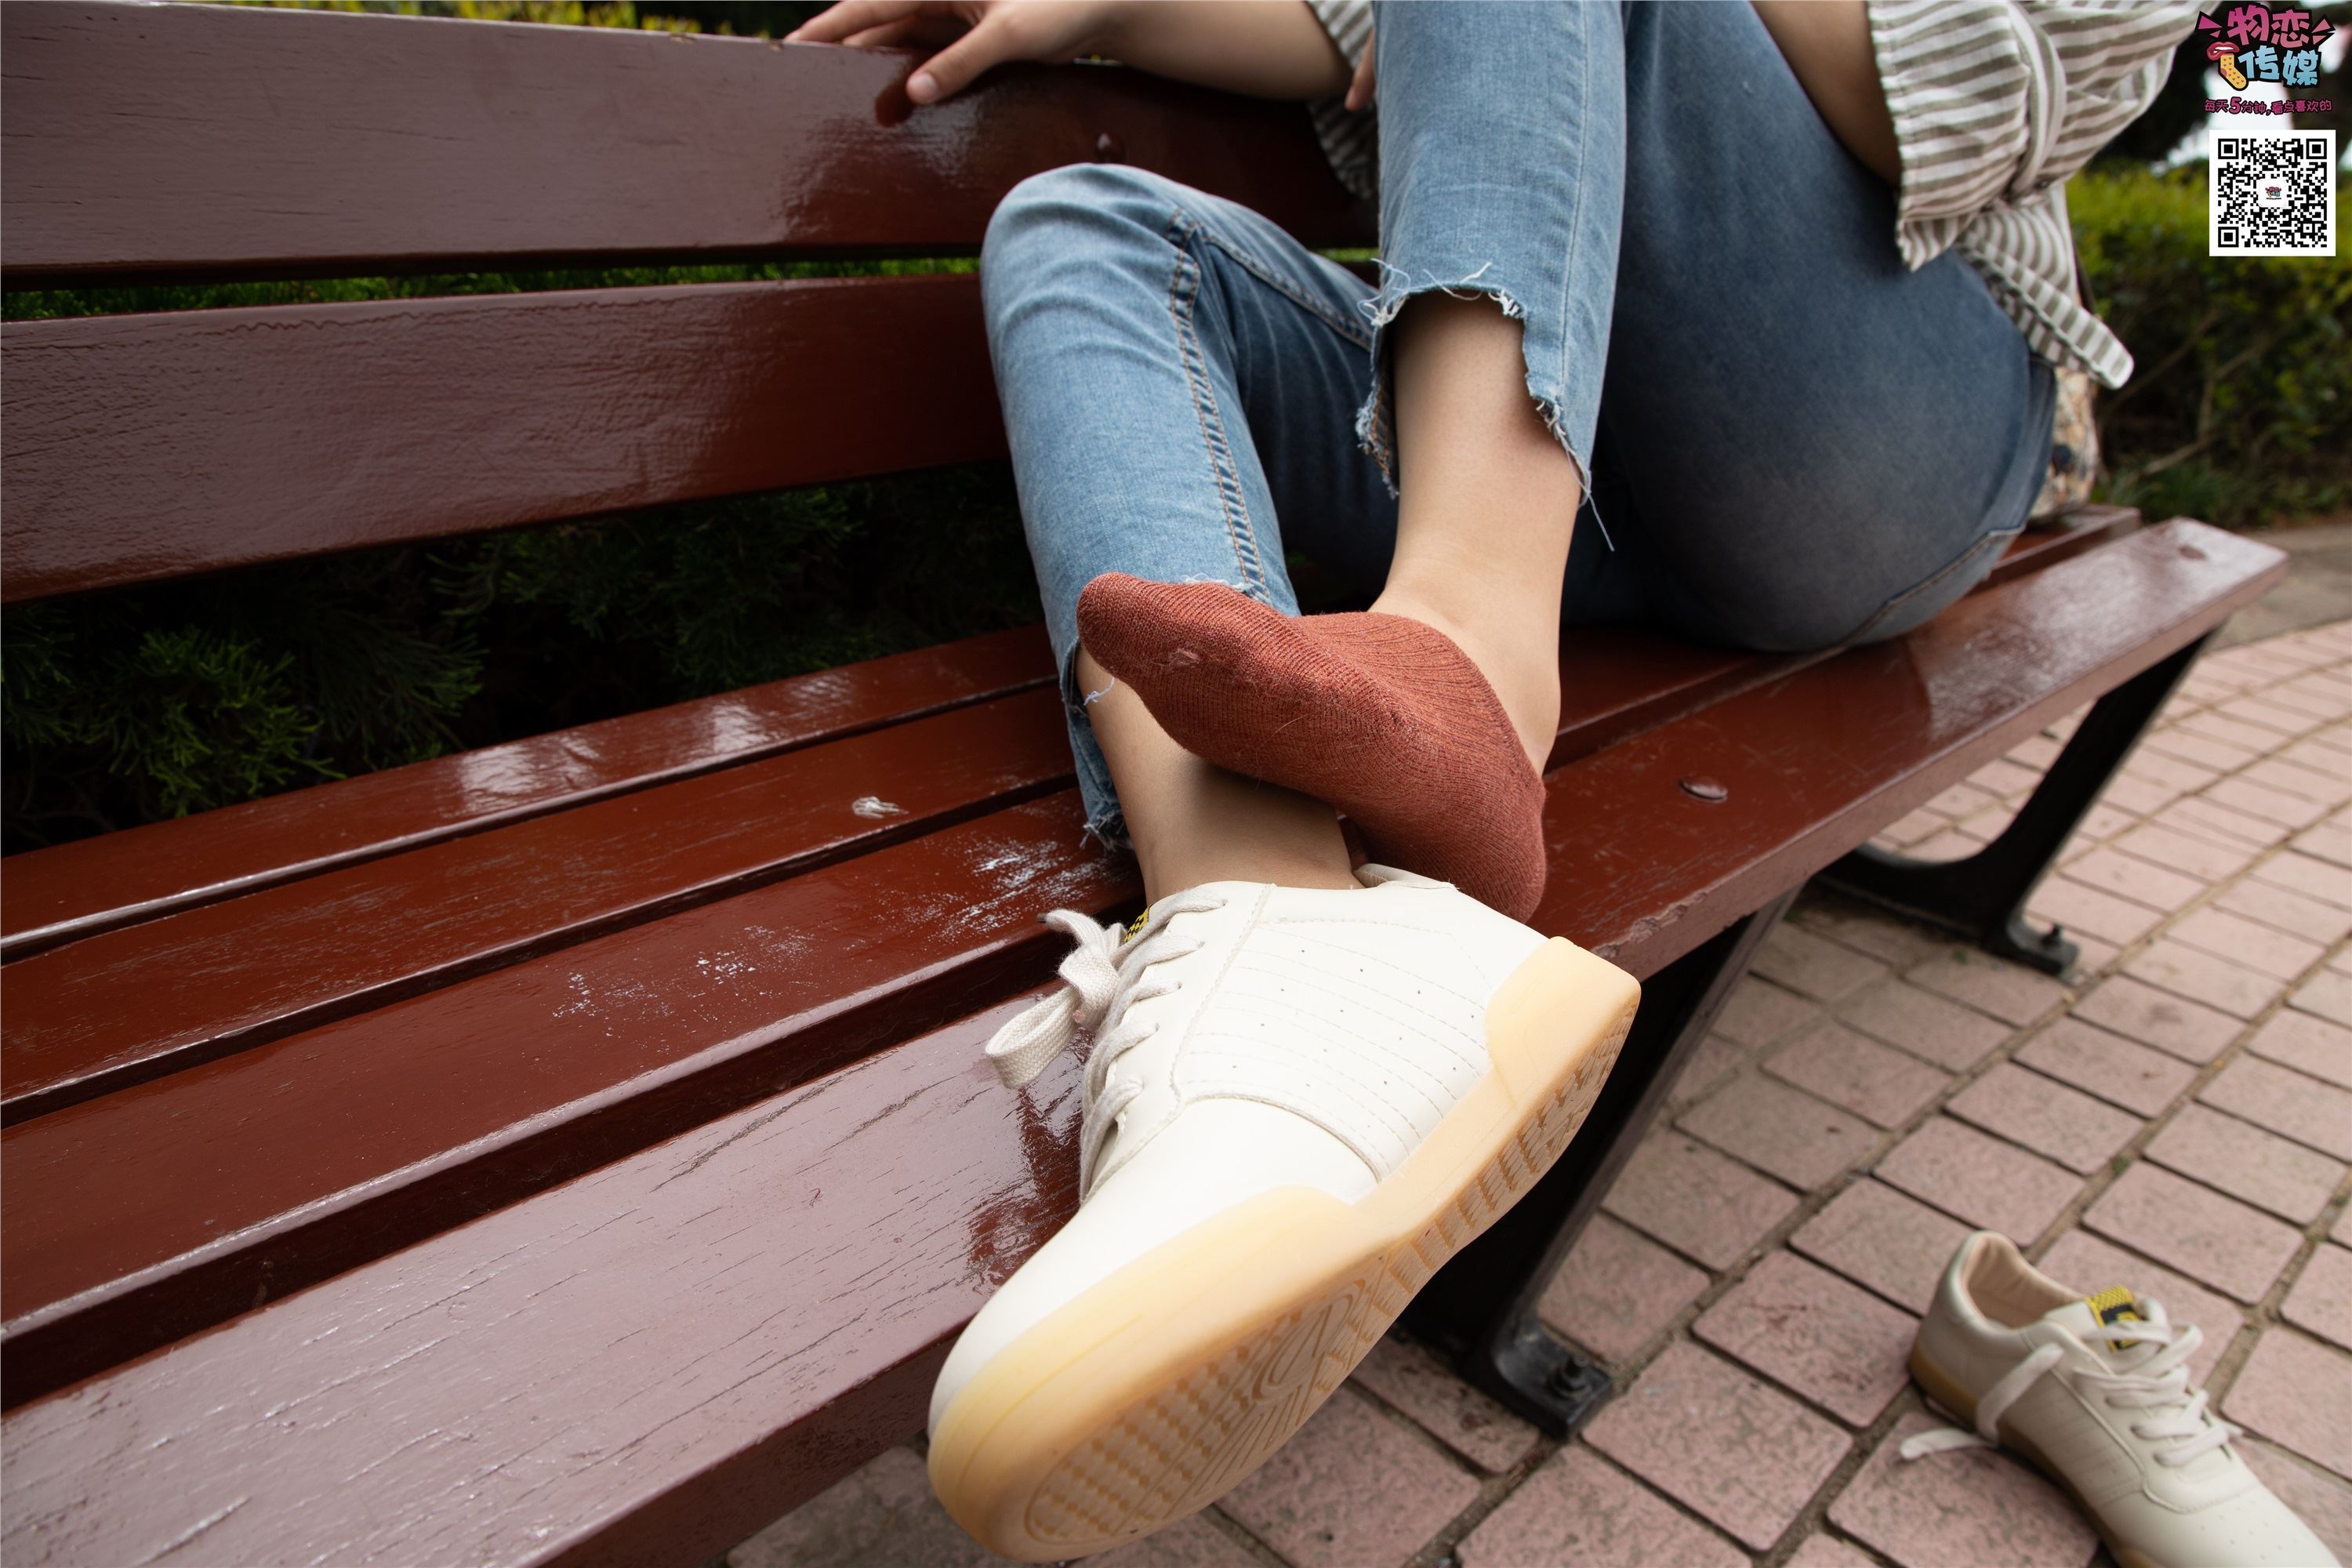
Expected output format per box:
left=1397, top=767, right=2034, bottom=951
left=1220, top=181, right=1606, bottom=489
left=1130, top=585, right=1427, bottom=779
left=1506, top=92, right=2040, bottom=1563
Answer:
left=1602, top=1131, right=1799, bottom=1271
left=1766, top=1023, right=1951, bottom=1129
left=2085, top=1163, right=2305, bottom=1304
left=1874, top=1116, right=2081, bottom=1242
left=2144, top=1102, right=2347, bottom=1224
left=2226, top=1329, right=2352, bottom=1482
left=1907, top=951, right=2072, bottom=1027
left=1539, top=1214, right=1709, bottom=1366
left=1677, top=1073, right=1878, bottom=1190
left=1693, top=1251, right=1917, bottom=1425
left=1946, top=1062, right=2142, bottom=1174
left=1219, top=1387, right=1479, bottom=1568
left=2199, top=1054, right=2352, bottom=1160
left=2013, top=1018, right=2195, bottom=1116
left=2070, top=974, right=2244, bottom=1064
left=1351, top=1336, right=1537, bottom=1475
left=1791, top=1180, right=1973, bottom=1313
left=1828, top=1414, right=2098, bottom=1568
left=2128, top=937, right=2288, bottom=1018
left=1584, top=1342, right=1849, bottom=1551
left=2282, top=1245, right=2352, bottom=1354
left=1751, top=924, right=1890, bottom=1004
left=1712, top=978, right=1823, bottom=1049
left=2245, top=1007, right=2352, bottom=1089
left=1836, top=979, right=2013, bottom=1072
left=1456, top=1447, right=1744, bottom=1568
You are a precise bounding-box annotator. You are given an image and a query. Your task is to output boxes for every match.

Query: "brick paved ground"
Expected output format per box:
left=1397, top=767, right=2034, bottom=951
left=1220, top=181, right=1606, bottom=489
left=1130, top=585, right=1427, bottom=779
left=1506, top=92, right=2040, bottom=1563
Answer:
left=725, top=617, right=2352, bottom=1568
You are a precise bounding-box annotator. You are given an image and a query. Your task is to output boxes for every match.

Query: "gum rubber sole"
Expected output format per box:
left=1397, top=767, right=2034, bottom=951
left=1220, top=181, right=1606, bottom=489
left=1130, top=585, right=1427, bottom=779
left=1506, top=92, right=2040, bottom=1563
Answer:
left=1909, top=1345, right=2165, bottom=1568
left=928, top=937, right=1640, bottom=1562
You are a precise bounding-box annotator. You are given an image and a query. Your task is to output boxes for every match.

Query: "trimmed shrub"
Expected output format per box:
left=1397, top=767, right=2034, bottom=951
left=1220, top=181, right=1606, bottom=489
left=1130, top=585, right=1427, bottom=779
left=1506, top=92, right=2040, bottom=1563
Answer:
left=2071, top=166, right=2351, bottom=527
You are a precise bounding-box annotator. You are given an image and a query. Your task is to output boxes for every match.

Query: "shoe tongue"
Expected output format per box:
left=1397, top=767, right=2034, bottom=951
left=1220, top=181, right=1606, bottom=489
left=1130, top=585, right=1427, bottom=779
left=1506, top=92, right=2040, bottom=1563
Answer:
left=2043, top=1285, right=2156, bottom=1366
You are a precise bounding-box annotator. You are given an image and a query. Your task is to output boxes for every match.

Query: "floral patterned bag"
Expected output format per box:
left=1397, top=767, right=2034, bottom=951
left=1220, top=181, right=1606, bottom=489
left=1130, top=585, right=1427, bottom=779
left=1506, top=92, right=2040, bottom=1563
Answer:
left=2027, top=238, right=2104, bottom=524
left=2031, top=365, right=2101, bottom=523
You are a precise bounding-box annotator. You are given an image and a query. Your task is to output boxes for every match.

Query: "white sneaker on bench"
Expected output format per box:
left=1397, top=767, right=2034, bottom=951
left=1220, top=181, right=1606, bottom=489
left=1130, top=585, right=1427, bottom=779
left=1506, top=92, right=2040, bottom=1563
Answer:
left=926, top=863, right=1639, bottom=1562
left=1907, top=1231, right=2338, bottom=1568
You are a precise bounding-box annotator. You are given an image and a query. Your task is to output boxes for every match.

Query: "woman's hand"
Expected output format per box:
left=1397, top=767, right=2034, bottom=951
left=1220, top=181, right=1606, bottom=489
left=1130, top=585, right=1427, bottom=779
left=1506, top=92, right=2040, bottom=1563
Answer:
left=786, top=2, right=1117, bottom=105
left=786, top=0, right=1356, bottom=106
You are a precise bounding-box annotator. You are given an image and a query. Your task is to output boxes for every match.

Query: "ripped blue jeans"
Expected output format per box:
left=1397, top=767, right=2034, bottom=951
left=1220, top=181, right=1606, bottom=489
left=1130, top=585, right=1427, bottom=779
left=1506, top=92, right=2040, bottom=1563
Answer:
left=980, top=0, right=2056, bottom=849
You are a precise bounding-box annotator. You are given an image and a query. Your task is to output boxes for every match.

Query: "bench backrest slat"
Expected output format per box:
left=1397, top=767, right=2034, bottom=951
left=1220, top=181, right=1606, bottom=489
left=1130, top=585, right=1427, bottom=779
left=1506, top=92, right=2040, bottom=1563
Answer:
left=2, top=277, right=996, bottom=601
left=1, top=1, right=1372, bottom=604
left=2, top=2, right=1370, bottom=285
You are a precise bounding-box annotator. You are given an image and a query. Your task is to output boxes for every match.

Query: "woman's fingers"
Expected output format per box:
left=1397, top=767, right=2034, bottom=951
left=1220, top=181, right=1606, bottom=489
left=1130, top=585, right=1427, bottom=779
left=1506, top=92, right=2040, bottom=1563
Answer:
left=904, top=9, right=1030, bottom=102
left=1343, top=29, right=1376, bottom=111
left=842, top=16, right=937, bottom=48
left=785, top=0, right=934, bottom=44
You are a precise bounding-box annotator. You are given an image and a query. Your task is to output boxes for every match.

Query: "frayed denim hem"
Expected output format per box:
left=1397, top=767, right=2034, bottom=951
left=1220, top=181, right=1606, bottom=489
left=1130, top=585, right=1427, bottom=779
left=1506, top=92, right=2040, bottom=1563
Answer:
left=1350, top=261, right=1596, bottom=521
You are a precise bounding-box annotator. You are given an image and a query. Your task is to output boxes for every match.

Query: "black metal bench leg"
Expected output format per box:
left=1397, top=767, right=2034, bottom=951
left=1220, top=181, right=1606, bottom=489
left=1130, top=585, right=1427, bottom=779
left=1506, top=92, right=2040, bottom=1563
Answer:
left=1818, top=634, right=2210, bottom=977
left=1399, top=891, right=1801, bottom=1435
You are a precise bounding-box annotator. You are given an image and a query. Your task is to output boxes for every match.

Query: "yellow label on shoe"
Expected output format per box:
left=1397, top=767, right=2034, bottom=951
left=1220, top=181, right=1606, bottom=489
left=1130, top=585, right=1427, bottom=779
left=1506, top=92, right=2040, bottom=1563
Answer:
left=1123, top=910, right=1151, bottom=944
left=2086, top=1285, right=2143, bottom=1350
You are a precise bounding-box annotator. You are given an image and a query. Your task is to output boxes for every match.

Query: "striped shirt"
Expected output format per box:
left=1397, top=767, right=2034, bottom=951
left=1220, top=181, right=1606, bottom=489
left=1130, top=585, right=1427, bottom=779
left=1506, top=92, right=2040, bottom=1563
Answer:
left=1301, top=0, right=2199, bottom=389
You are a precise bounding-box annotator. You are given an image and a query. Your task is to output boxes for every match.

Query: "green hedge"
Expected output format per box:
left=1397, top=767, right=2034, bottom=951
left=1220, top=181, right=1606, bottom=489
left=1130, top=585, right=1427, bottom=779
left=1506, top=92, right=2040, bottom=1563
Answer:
left=1, top=464, right=1040, bottom=850
left=2072, top=165, right=2351, bottom=528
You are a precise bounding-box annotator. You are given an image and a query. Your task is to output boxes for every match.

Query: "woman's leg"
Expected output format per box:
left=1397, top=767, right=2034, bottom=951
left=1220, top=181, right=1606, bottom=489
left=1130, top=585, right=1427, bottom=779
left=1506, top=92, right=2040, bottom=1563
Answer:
left=1359, top=0, right=1628, bottom=771
left=980, top=162, right=1392, bottom=902
left=1065, top=2, right=1628, bottom=917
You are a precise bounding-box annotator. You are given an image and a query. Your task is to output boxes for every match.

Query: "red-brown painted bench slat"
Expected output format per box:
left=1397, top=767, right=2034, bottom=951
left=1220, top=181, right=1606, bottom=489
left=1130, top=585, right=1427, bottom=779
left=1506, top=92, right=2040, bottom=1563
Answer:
left=0, top=519, right=2279, bottom=1568
left=1530, top=521, right=2278, bottom=964
left=0, top=626, right=1056, bottom=959
left=0, top=2, right=1369, bottom=285
left=1, top=793, right=1133, bottom=1409
left=1, top=690, right=1074, bottom=1121
left=3, top=510, right=2136, bottom=1123
left=0, top=996, right=1056, bottom=1568
left=0, top=278, right=1004, bottom=603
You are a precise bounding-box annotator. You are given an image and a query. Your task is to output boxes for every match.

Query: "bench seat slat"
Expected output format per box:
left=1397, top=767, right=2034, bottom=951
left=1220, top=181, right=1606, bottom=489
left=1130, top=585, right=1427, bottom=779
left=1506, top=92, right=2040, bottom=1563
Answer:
left=0, top=625, right=1055, bottom=958
left=1533, top=520, right=2280, bottom=963
left=0, top=518, right=2281, bottom=1567
left=1, top=2, right=1369, bottom=284
left=2, top=690, right=1073, bottom=1122
left=0, top=791, right=1133, bottom=1409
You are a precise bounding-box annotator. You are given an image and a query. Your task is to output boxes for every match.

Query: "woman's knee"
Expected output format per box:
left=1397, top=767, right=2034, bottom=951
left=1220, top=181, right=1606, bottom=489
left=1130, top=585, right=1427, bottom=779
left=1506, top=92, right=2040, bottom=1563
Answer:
left=982, top=164, right=1194, bottom=322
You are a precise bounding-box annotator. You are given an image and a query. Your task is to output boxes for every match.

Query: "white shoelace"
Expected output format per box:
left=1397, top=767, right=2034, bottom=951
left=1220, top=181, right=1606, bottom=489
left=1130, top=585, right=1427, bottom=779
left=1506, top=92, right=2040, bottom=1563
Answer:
left=1901, top=1302, right=2238, bottom=1467
left=983, top=892, right=1227, bottom=1196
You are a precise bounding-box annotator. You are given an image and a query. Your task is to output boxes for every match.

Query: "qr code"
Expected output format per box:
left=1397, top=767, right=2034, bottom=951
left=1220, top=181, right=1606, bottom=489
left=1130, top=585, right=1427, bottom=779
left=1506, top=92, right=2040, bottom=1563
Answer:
left=2212, top=131, right=2336, bottom=257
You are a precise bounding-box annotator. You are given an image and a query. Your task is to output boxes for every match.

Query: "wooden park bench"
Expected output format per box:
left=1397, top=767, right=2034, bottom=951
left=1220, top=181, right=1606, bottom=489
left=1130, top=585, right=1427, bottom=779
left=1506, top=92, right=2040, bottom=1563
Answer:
left=0, top=5, right=2285, bottom=1563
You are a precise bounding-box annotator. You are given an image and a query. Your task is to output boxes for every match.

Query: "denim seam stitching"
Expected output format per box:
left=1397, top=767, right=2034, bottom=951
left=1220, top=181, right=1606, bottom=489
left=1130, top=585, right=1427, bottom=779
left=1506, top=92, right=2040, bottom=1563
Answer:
left=1191, top=228, right=1374, bottom=350
left=1162, top=212, right=1267, bottom=598
left=1554, top=1, right=1588, bottom=419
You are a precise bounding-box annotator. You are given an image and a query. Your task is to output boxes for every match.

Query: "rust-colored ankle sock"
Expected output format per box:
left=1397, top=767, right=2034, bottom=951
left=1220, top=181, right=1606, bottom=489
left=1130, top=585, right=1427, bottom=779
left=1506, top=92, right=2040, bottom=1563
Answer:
left=1076, top=573, right=1548, bottom=920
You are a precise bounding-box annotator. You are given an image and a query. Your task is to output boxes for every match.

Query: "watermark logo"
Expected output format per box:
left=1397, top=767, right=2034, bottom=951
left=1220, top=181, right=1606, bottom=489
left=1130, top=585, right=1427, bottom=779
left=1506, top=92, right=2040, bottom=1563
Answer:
left=2200, top=4, right=2335, bottom=113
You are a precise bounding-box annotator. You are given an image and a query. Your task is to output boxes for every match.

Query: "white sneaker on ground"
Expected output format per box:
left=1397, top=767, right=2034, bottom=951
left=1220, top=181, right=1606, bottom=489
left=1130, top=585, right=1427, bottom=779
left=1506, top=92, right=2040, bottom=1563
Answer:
left=925, top=864, right=1640, bottom=1562
left=1907, top=1230, right=2339, bottom=1568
